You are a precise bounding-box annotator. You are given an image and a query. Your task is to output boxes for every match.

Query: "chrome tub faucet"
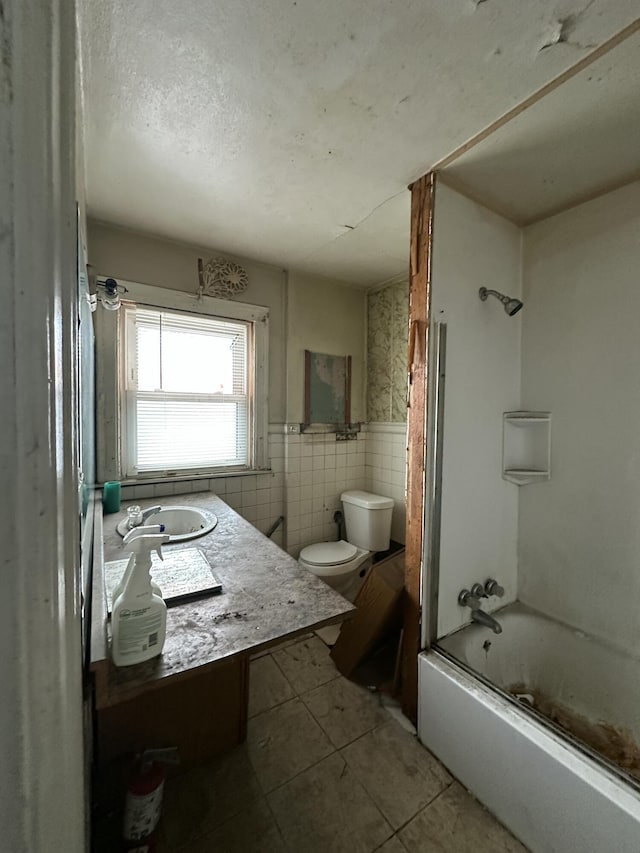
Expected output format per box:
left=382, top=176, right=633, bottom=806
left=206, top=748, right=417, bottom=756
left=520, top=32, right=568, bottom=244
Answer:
left=470, top=609, right=503, bottom=634
left=458, top=585, right=503, bottom=634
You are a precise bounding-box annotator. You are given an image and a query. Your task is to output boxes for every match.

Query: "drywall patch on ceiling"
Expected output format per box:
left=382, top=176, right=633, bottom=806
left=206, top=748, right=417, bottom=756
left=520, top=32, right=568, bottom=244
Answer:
left=539, top=0, right=599, bottom=51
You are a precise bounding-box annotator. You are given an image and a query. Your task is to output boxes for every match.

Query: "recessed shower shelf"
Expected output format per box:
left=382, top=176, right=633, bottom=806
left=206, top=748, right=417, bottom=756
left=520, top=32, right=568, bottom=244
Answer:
left=503, top=411, right=551, bottom=486
left=503, top=469, right=549, bottom=484
left=504, top=416, right=548, bottom=423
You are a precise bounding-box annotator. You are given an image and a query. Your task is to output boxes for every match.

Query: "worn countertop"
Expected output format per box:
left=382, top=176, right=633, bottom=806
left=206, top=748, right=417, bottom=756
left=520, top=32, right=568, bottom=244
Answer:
left=91, top=491, right=355, bottom=708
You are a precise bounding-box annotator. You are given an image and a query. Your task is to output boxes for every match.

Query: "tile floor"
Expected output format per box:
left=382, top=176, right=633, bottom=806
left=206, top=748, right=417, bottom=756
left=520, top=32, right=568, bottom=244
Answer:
left=151, top=635, right=528, bottom=852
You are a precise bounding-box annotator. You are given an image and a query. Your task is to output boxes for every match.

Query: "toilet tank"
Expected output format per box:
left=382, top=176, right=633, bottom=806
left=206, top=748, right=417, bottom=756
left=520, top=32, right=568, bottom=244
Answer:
left=341, top=490, right=394, bottom=552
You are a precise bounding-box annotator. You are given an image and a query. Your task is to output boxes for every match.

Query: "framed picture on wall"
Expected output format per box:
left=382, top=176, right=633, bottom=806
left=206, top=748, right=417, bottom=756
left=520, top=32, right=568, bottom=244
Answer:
left=304, top=350, right=351, bottom=426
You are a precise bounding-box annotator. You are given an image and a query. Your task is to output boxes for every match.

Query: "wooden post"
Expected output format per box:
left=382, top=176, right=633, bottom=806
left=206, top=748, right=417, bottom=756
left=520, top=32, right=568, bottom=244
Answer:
left=402, top=173, right=435, bottom=722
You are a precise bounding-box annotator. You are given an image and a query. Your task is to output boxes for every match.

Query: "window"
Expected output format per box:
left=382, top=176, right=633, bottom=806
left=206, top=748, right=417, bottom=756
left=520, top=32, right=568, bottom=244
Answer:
left=96, top=279, right=269, bottom=481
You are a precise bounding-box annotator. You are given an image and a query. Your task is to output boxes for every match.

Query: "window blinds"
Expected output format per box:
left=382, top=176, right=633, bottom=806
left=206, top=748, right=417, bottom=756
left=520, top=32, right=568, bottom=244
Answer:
left=123, top=306, right=250, bottom=473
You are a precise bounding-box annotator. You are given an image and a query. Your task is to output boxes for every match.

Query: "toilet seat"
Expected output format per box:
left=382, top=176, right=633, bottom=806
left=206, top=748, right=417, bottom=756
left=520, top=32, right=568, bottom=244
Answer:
left=299, top=540, right=357, bottom=568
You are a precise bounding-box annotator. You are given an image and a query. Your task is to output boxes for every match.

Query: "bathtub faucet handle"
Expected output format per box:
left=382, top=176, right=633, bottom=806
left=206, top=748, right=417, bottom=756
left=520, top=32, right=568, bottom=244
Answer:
left=470, top=582, right=488, bottom=599
left=484, top=579, right=504, bottom=598
left=458, top=589, right=481, bottom=609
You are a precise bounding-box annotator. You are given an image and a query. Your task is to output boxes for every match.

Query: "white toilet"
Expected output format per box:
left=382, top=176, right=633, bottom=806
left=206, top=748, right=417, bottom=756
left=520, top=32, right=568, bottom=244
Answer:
left=299, top=490, right=394, bottom=600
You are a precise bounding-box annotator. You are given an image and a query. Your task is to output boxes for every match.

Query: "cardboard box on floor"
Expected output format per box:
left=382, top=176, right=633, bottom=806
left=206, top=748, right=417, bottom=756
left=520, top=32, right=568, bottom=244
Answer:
left=330, top=551, right=405, bottom=677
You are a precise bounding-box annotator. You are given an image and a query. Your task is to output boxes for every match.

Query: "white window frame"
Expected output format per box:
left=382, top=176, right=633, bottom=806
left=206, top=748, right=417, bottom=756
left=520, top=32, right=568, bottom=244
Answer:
left=96, top=278, right=269, bottom=482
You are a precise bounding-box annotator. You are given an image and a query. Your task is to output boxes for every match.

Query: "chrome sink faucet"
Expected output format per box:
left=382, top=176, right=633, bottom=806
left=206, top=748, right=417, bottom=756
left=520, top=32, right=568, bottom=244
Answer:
left=458, top=583, right=503, bottom=634
left=127, top=504, right=162, bottom=529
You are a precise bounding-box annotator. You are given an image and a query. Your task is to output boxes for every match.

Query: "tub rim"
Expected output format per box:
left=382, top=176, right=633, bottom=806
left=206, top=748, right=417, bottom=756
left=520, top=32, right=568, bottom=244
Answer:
left=431, top=642, right=640, bottom=795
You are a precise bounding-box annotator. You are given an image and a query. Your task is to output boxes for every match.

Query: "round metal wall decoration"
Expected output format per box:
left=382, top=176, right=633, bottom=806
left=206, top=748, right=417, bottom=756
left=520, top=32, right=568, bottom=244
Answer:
left=199, top=256, right=249, bottom=298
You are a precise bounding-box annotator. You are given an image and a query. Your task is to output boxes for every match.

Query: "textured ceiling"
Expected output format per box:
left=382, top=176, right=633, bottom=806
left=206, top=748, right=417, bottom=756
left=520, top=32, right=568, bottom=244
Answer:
left=79, top=1, right=639, bottom=286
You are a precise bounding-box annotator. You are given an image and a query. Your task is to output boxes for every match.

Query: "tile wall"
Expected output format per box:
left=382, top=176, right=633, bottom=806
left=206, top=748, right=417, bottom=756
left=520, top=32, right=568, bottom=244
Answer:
left=118, top=432, right=286, bottom=549
left=284, top=432, right=366, bottom=557
left=364, top=425, right=407, bottom=545
left=117, top=427, right=406, bottom=556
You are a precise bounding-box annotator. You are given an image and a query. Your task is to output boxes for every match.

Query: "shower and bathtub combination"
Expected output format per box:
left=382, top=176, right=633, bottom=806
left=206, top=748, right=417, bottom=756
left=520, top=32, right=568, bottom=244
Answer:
left=416, top=182, right=640, bottom=851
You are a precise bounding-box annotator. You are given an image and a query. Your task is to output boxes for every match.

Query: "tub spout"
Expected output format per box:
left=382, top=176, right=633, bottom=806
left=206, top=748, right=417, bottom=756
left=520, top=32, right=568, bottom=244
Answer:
left=471, top=609, right=502, bottom=634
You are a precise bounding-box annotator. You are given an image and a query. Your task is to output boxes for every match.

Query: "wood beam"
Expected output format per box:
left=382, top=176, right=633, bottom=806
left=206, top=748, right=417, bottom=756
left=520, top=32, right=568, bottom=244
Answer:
left=402, top=173, right=435, bottom=723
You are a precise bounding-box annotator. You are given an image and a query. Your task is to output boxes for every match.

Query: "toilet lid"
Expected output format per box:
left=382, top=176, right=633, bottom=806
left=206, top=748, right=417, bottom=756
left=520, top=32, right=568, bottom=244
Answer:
left=300, top=540, right=358, bottom=567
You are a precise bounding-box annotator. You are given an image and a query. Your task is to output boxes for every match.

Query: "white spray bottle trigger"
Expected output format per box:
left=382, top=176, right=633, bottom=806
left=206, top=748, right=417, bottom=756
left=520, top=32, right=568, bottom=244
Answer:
left=118, top=527, right=169, bottom=601
left=122, top=533, right=171, bottom=600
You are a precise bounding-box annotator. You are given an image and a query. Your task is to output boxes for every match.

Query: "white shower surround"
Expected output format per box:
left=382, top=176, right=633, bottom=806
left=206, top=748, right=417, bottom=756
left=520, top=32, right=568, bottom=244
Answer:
left=519, top=181, right=640, bottom=653
left=420, top=181, right=640, bottom=850
left=429, top=184, right=522, bottom=638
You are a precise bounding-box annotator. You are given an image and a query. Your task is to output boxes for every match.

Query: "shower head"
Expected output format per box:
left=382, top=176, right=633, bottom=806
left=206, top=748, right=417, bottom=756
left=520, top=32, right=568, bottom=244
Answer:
left=478, top=287, right=523, bottom=317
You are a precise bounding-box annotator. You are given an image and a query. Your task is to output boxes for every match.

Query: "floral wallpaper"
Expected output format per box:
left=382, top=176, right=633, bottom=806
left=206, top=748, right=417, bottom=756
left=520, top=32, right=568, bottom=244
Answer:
left=367, top=280, right=409, bottom=422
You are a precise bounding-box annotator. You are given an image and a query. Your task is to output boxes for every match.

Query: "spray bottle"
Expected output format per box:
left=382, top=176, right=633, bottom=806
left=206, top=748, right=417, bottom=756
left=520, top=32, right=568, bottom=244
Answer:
left=112, top=525, right=166, bottom=604
left=112, top=531, right=170, bottom=667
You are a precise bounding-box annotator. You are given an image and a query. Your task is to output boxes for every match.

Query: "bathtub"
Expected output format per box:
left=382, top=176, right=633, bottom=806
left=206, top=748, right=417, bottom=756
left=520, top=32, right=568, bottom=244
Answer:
left=418, top=602, right=640, bottom=852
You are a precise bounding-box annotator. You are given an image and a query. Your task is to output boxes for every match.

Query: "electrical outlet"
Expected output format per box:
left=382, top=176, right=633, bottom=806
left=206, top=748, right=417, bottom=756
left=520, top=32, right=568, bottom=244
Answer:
left=287, top=423, right=300, bottom=434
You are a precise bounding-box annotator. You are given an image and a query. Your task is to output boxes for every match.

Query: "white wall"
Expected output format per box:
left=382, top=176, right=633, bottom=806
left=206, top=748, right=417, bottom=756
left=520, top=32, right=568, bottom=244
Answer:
left=284, top=268, right=368, bottom=551
left=431, top=184, right=522, bottom=638
left=1, top=1, right=85, bottom=849
left=88, top=221, right=288, bottom=422
left=286, top=270, right=366, bottom=424
left=519, top=181, right=640, bottom=652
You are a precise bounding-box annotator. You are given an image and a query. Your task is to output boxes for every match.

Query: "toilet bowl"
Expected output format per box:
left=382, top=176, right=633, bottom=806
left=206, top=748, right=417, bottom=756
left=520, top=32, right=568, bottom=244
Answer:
left=299, top=490, right=394, bottom=600
left=298, top=540, right=371, bottom=599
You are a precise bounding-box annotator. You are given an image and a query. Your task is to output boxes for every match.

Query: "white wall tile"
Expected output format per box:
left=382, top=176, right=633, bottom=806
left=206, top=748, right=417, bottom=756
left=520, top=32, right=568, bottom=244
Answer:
left=241, top=490, right=257, bottom=508
left=225, top=492, right=242, bottom=510
left=256, top=475, right=271, bottom=491
left=256, top=505, right=272, bottom=523
left=287, top=514, right=302, bottom=532
left=256, top=489, right=271, bottom=506
left=133, top=484, right=155, bottom=499
left=286, top=442, right=300, bottom=459
left=286, top=455, right=300, bottom=473
left=300, top=455, right=313, bottom=472
left=288, top=486, right=301, bottom=502
left=241, top=506, right=258, bottom=523
left=225, top=477, right=242, bottom=494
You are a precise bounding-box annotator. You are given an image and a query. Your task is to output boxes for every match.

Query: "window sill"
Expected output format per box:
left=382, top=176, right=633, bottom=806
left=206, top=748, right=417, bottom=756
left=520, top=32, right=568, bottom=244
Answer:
left=106, top=469, right=274, bottom=488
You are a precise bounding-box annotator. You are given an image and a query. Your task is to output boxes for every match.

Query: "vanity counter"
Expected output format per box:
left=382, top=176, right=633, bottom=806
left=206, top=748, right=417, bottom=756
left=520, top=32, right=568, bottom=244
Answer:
left=91, top=491, right=354, bottom=711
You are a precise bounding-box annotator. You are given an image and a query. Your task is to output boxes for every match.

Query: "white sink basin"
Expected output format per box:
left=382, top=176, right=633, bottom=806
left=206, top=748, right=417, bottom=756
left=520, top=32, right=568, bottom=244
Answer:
left=116, top=505, right=218, bottom=542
